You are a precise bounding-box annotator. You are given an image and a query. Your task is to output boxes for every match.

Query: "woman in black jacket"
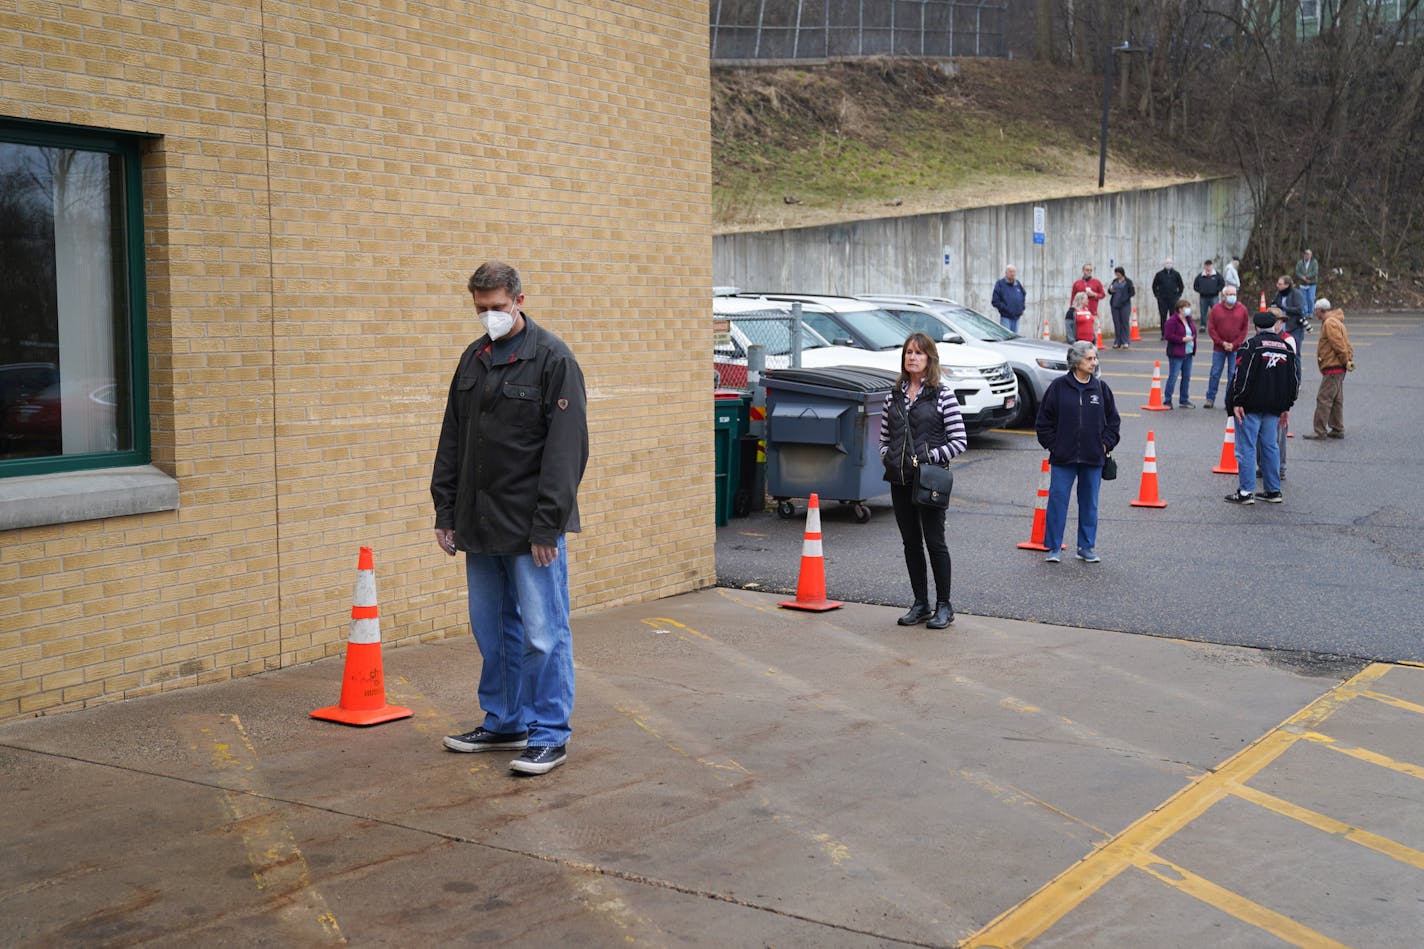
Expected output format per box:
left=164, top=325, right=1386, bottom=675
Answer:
left=1034, top=341, right=1121, bottom=564
left=879, top=333, right=968, bottom=629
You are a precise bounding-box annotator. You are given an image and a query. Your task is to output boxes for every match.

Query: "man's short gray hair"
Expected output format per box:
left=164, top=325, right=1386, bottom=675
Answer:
left=468, top=261, right=522, bottom=297
left=1066, top=340, right=1097, bottom=370
left=1315, top=297, right=1331, bottom=310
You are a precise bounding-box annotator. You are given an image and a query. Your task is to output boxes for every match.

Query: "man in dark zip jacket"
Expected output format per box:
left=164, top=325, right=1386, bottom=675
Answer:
left=1223, top=308, right=1299, bottom=504
left=1035, top=342, right=1121, bottom=563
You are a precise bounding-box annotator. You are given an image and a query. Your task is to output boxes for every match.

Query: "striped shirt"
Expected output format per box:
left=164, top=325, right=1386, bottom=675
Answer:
left=879, top=381, right=967, bottom=465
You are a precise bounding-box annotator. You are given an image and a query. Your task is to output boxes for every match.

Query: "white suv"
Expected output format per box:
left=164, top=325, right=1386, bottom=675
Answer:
left=713, top=295, right=904, bottom=387
left=730, top=292, right=1019, bottom=433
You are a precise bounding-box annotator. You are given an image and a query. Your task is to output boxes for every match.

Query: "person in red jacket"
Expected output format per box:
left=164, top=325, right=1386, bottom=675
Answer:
left=1204, top=286, right=1250, bottom=408
left=1070, top=263, right=1106, bottom=318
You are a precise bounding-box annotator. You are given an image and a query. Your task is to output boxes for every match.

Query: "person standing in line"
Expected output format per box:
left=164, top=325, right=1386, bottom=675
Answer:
left=1071, top=263, right=1106, bottom=319
left=1302, top=298, right=1354, bottom=440
left=1272, top=274, right=1307, bottom=344
left=1295, top=249, right=1319, bottom=317
left=1192, top=260, right=1225, bottom=333
left=1066, top=291, right=1097, bottom=343
left=1162, top=298, right=1198, bottom=408
left=991, top=264, right=1027, bottom=333
left=1035, top=341, right=1121, bottom=564
left=1151, top=258, right=1184, bottom=339
left=432, top=261, right=590, bottom=776
left=880, top=333, right=968, bottom=630
left=1224, top=255, right=1241, bottom=290
left=1107, top=266, right=1134, bottom=349
left=1225, top=307, right=1300, bottom=504
left=1258, top=309, right=1302, bottom=482
left=1204, top=285, right=1250, bottom=409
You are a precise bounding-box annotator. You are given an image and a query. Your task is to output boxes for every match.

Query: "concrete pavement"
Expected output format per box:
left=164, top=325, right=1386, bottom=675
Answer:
left=3, top=589, right=1422, bottom=947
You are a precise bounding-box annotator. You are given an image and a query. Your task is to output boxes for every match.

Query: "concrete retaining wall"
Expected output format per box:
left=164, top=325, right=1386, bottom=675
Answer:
left=713, top=177, right=1255, bottom=338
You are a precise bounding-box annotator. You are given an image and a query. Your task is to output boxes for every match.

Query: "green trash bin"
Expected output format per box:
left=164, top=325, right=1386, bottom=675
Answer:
left=714, top=389, right=750, bottom=526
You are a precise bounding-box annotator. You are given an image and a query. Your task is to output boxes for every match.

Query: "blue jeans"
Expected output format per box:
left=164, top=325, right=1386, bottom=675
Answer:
left=465, top=536, right=574, bottom=746
left=1044, top=463, right=1103, bottom=554
left=1198, top=296, right=1217, bottom=332
left=1165, top=353, right=1194, bottom=404
left=1205, top=350, right=1236, bottom=402
left=999, top=314, right=1021, bottom=333
left=1300, top=284, right=1316, bottom=317
left=1234, top=412, right=1281, bottom=494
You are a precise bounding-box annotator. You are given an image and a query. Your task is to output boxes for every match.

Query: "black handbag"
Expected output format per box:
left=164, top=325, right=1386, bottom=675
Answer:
left=912, top=458, right=954, bottom=508
left=1101, top=454, right=1118, bottom=481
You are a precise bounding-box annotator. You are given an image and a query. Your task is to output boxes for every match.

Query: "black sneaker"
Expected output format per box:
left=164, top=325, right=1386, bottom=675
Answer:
left=443, top=727, right=529, bottom=753
left=1259, top=490, right=1284, bottom=503
left=1224, top=490, right=1255, bottom=505
left=1203, top=401, right=1214, bottom=409
left=510, top=745, right=567, bottom=775
left=1179, top=402, right=1195, bottom=409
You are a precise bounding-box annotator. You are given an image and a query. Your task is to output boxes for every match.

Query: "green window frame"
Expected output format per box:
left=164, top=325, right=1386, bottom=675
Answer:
left=0, top=118, right=150, bottom=479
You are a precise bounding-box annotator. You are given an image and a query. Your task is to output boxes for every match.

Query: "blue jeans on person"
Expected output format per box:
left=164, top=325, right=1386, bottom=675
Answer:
left=1198, top=296, right=1217, bottom=332
left=465, top=536, right=574, bottom=747
left=1205, top=349, right=1236, bottom=403
left=1234, top=412, right=1281, bottom=494
left=1044, top=463, right=1103, bottom=555
left=1300, top=284, right=1316, bottom=318
left=999, top=314, right=1021, bottom=333
left=1165, top=353, right=1194, bottom=404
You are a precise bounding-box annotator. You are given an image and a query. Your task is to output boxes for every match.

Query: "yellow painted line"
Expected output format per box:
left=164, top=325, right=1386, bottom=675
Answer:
left=1359, top=689, right=1424, bottom=716
left=1297, top=731, right=1424, bottom=781
left=1231, top=783, right=1424, bottom=871
left=1134, top=854, right=1350, bottom=949
left=960, top=663, right=1392, bottom=948
left=188, top=715, right=345, bottom=944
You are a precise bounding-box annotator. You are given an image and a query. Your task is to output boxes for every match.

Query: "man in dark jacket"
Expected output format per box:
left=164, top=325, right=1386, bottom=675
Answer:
left=991, top=264, right=1027, bottom=333
left=1271, top=275, right=1307, bottom=343
left=1224, top=308, right=1299, bottom=505
left=1035, top=341, right=1121, bottom=564
left=432, top=261, right=589, bottom=775
left=1192, top=260, right=1225, bottom=333
left=1151, top=258, right=1184, bottom=339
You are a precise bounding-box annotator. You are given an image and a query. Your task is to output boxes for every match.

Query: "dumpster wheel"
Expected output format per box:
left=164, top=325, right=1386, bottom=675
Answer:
left=852, top=503, right=871, bottom=524
left=776, top=500, right=796, bottom=519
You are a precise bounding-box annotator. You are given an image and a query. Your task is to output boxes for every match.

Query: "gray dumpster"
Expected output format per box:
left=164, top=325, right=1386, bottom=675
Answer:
left=762, top=366, right=897, bottom=523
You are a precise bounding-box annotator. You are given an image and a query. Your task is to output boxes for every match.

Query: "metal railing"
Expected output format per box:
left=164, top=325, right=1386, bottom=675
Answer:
left=711, top=0, right=1008, bottom=61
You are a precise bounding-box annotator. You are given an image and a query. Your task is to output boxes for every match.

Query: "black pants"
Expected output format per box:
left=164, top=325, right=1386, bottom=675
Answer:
left=1156, top=297, right=1172, bottom=337
left=890, top=483, right=952, bottom=604
left=1110, top=303, right=1131, bottom=345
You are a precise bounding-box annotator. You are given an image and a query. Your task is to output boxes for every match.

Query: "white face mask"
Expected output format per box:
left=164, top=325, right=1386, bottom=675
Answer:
left=1225, top=296, right=1237, bottom=305
left=480, top=308, right=516, bottom=340
left=1183, top=309, right=1192, bottom=318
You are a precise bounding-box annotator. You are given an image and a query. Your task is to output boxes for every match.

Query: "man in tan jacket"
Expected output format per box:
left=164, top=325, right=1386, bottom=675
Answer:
left=1302, top=298, right=1354, bottom=439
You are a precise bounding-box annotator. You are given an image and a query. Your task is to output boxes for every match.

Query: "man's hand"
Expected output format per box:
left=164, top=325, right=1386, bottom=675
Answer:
left=532, top=543, right=559, bottom=568
left=1224, top=342, right=1234, bottom=352
left=1233, top=406, right=1245, bottom=423
left=435, top=528, right=456, bottom=556
left=1281, top=410, right=1289, bottom=426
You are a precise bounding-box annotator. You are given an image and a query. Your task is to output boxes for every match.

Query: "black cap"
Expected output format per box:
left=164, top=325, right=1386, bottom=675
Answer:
left=1253, top=311, right=1278, bottom=328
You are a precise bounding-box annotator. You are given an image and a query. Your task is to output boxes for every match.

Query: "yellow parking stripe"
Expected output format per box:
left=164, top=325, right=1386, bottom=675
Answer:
left=1134, top=854, right=1350, bottom=949
left=1359, top=689, right=1424, bottom=716
left=1297, top=731, right=1424, bottom=781
left=960, top=663, right=1392, bottom=948
left=1230, top=783, right=1424, bottom=872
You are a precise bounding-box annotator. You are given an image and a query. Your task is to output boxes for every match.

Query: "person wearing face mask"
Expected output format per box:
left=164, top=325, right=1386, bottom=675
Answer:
left=1151, top=258, right=1184, bottom=339
left=1162, top=298, right=1198, bottom=408
left=1204, top=287, right=1250, bottom=409
left=431, top=261, right=589, bottom=776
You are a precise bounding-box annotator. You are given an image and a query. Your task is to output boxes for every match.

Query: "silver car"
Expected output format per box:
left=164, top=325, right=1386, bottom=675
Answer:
left=862, top=295, right=1071, bottom=429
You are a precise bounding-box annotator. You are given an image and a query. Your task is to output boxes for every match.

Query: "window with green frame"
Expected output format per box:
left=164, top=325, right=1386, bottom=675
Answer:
left=0, top=119, right=149, bottom=478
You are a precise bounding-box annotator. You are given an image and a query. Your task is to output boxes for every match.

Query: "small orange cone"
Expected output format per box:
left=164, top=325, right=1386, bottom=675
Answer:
left=1259, top=291, right=1268, bottom=312
left=1016, top=456, right=1062, bottom=551
left=1041, top=317, right=1052, bottom=341
left=779, top=493, right=842, bottom=612
left=1129, top=307, right=1141, bottom=341
left=1095, top=327, right=1104, bottom=349
left=311, top=547, right=413, bottom=726
left=1212, top=417, right=1239, bottom=474
left=1130, top=431, right=1168, bottom=508
left=1142, top=361, right=1170, bottom=411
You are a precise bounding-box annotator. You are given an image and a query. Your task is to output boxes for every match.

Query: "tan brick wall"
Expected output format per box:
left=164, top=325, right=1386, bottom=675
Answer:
left=0, top=0, right=713, bottom=720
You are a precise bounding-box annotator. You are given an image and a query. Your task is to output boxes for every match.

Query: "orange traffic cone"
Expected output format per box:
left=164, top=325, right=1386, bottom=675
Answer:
left=1142, top=361, right=1170, bottom=411
left=1095, top=327, right=1104, bottom=349
left=1212, top=417, right=1239, bottom=474
left=1041, top=317, right=1052, bottom=341
left=1130, top=431, right=1168, bottom=508
left=1259, top=291, right=1268, bottom=312
left=1016, top=456, right=1063, bottom=551
left=779, top=493, right=842, bottom=612
left=311, top=547, right=413, bottom=726
left=1129, top=307, right=1141, bottom=341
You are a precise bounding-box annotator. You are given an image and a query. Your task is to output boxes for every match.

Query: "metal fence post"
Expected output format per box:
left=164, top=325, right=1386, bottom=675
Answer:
left=790, top=302, right=803, bottom=368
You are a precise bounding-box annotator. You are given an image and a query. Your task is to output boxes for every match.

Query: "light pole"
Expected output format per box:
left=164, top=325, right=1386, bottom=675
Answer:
left=1099, top=41, right=1146, bottom=189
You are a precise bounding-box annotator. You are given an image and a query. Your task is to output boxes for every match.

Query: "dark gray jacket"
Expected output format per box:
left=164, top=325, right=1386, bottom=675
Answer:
left=431, top=316, right=588, bottom=554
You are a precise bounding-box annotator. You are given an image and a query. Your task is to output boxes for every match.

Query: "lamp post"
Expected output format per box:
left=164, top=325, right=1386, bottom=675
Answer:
left=1099, top=41, right=1146, bottom=189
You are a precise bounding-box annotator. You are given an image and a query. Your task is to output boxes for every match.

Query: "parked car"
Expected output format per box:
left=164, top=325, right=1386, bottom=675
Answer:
left=1, top=377, right=118, bottom=457
left=729, top=292, right=1018, bottom=433
left=713, top=295, right=903, bottom=388
left=0, top=362, right=59, bottom=419
left=862, top=295, right=1070, bottom=429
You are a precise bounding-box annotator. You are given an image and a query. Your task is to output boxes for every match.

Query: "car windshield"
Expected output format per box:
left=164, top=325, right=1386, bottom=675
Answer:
left=832, top=307, right=918, bottom=349
left=942, top=305, right=1017, bottom=341
left=726, top=314, right=834, bottom=355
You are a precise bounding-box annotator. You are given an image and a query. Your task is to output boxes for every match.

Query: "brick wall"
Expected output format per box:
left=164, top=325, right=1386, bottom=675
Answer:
left=0, top=0, right=713, bottom=719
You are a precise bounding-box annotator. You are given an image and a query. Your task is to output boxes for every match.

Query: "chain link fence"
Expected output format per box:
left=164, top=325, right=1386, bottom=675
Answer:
left=711, top=0, right=1008, bottom=62
left=713, top=307, right=808, bottom=390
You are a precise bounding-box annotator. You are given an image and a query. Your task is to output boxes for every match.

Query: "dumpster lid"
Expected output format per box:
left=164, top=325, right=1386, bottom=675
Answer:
left=763, top=366, right=899, bottom=392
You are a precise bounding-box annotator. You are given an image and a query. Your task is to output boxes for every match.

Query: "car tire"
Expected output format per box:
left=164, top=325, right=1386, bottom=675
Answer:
left=1007, top=374, right=1036, bottom=429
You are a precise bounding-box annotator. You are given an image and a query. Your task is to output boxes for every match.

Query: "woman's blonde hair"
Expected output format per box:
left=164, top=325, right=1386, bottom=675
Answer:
left=897, top=332, right=941, bottom=390
left=1072, top=291, right=1089, bottom=308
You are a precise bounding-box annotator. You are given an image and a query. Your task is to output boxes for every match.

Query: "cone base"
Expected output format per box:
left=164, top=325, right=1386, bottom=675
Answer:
left=311, top=704, right=413, bottom=727
left=1130, top=499, right=1168, bottom=508
left=1141, top=404, right=1172, bottom=411
left=1211, top=464, right=1239, bottom=474
left=778, top=598, right=843, bottom=612
left=1016, top=541, right=1049, bottom=551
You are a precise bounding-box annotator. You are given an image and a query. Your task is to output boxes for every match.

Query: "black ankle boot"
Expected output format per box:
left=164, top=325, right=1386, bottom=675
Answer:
left=927, top=601, right=954, bottom=629
left=897, top=601, right=932, bottom=626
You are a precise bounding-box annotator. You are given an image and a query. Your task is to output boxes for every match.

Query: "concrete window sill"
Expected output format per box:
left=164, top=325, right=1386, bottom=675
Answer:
left=0, top=465, right=180, bottom=531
